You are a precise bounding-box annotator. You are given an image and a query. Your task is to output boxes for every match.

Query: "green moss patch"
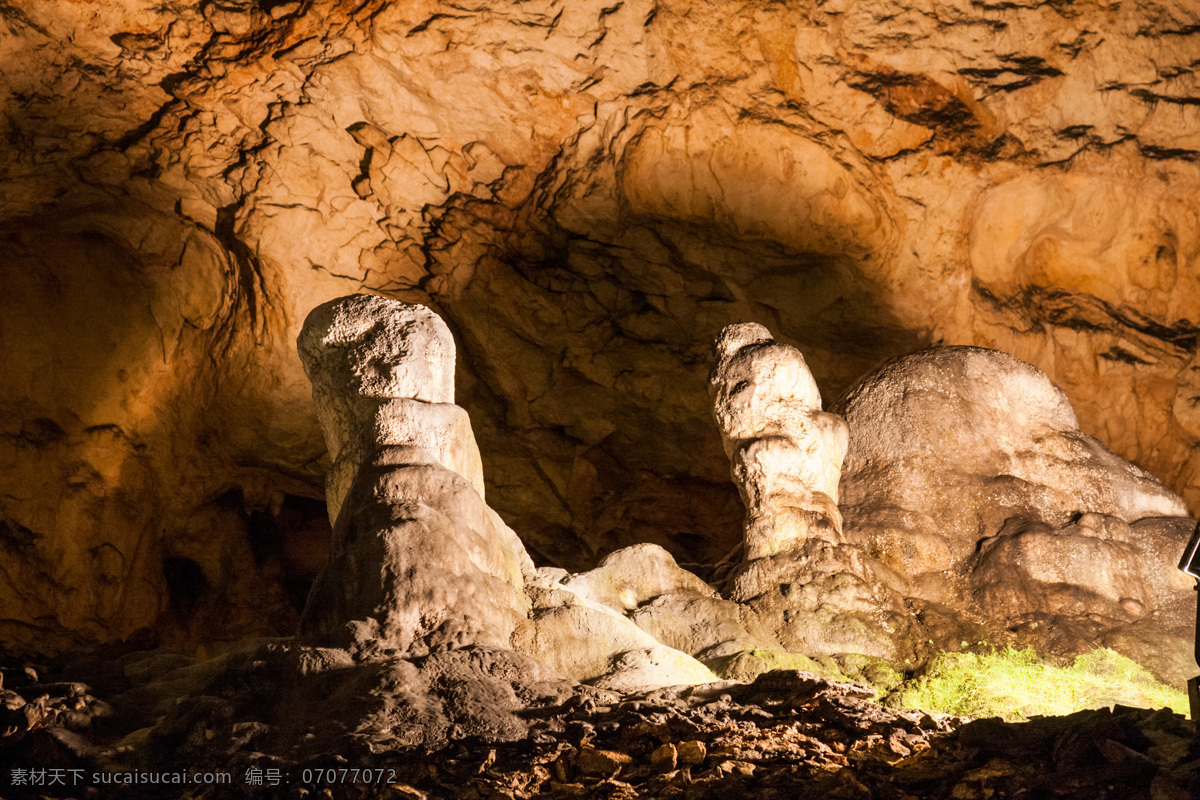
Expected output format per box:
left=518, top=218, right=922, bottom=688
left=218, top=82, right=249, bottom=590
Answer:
left=892, top=646, right=1188, bottom=721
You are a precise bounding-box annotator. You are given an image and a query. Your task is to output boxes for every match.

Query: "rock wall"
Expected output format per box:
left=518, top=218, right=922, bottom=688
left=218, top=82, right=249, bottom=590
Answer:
left=1, top=0, right=1199, bottom=650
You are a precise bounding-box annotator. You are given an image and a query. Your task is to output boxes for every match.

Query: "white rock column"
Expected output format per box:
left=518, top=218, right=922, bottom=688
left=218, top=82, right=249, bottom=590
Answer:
left=709, top=323, right=849, bottom=560
left=297, top=293, right=485, bottom=531
left=296, top=294, right=531, bottom=656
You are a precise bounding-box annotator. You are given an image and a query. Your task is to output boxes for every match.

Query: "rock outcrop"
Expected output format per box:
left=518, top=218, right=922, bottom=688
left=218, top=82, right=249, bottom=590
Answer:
left=835, top=346, right=1197, bottom=682
left=0, top=301, right=1196, bottom=797
left=296, top=294, right=723, bottom=691
left=705, top=322, right=909, bottom=660
left=288, top=298, right=914, bottom=682
left=836, top=346, right=1189, bottom=583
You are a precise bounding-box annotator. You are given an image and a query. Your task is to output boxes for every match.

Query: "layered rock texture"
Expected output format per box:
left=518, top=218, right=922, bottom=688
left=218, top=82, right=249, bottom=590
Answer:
left=0, top=299, right=1196, bottom=798
left=289, top=301, right=1192, bottom=695
left=1, top=0, right=1200, bottom=662
left=293, top=294, right=723, bottom=691
left=707, top=322, right=907, bottom=660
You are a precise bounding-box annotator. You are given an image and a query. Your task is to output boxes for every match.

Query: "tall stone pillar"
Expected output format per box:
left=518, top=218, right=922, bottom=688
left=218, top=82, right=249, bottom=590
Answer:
left=296, top=294, right=532, bottom=657
left=709, top=322, right=849, bottom=561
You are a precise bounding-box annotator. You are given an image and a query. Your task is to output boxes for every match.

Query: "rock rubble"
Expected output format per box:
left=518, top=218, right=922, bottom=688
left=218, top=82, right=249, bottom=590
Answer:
left=3, top=651, right=1198, bottom=800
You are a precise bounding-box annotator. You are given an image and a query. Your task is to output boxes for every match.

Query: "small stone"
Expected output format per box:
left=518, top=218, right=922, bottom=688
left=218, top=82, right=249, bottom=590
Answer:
left=650, top=743, right=677, bottom=772
left=1098, top=738, right=1152, bottom=766
left=714, top=760, right=756, bottom=777
left=676, top=740, right=707, bottom=767
left=1150, top=776, right=1191, bottom=800
left=575, top=746, right=632, bottom=775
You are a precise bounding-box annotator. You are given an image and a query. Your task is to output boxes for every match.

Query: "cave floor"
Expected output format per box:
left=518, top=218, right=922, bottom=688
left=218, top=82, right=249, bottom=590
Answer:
left=2, top=647, right=1198, bottom=800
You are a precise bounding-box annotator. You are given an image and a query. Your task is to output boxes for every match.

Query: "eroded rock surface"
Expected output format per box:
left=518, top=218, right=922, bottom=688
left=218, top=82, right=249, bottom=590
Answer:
left=296, top=293, right=477, bottom=525
left=835, top=346, right=1196, bottom=683
left=296, top=295, right=723, bottom=695
left=2, top=299, right=1197, bottom=796
left=3, top=0, right=1200, bottom=652
left=706, top=323, right=910, bottom=661
left=709, top=323, right=850, bottom=557
left=836, top=346, right=1188, bottom=582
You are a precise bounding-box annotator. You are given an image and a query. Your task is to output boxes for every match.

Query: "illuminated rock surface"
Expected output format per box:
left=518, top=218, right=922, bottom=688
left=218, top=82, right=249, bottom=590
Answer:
left=296, top=293, right=718, bottom=689
left=834, top=345, right=1196, bottom=684
left=837, top=346, right=1189, bottom=582
left=2, top=0, right=1200, bottom=654
left=295, top=294, right=533, bottom=655
left=1, top=303, right=1199, bottom=798
left=709, top=322, right=849, bottom=557
left=704, top=322, right=908, bottom=659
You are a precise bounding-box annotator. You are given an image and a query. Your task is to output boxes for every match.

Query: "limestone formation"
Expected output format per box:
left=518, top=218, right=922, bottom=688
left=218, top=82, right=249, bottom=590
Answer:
left=709, top=323, right=850, bottom=559
left=835, top=346, right=1197, bottom=682
left=835, top=346, right=1189, bottom=582
left=296, top=294, right=722, bottom=692
left=706, top=323, right=909, bottom=660
left=515, top=551, right=721, bottom=687
left=296, top=294, right=532, bottom=655
left=296, top=293, right=483, bottom=526
left=561, top=543, right=718, bottom=613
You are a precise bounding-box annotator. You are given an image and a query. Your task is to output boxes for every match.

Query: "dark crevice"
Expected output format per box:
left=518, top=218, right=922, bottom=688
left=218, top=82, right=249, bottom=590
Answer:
left=972, top=281, right=1200, bottom=351
left=408, top=13, right=469, bottom=36
left=162, top=557, right=209, bottom=614
left=215, top=204, right=264, bottom=334
left=112, top=100, right=179, bottom=151
left=1136, top=23, right=1200, bottom=37
left=19, top=418, right=65, bottom=447
left=1100, top=346, right=1155, bottom=366
left=1129, top=88, right=1200, bottom=107
left=0, top=520, right=40, bottom=554
left=1139, top=144, right=1200, bottom=162
left=246, top=494, right=329, bottom=613
left=0, top=1, right=47, bottom=34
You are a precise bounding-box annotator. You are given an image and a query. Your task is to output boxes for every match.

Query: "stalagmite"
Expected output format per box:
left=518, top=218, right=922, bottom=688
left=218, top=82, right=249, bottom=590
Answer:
left=296, top=293, right=532, bottom=656
left=709, top=323, right=850, bottom=560
left=296, top=293, right=484, bottom=529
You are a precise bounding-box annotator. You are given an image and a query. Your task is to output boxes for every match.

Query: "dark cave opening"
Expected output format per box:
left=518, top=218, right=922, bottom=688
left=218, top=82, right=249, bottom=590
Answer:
left=246, top=493, right=330, bottom=614
left=161, top=556, right=209, bottom=615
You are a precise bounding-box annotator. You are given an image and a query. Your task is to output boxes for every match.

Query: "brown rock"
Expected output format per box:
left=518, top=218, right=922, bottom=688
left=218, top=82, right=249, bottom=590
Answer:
left=650, top=742, right=677, bottom=772
left=676, top=739, right=707, bottom=767
left=575, top=746, right=632, bottom=775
